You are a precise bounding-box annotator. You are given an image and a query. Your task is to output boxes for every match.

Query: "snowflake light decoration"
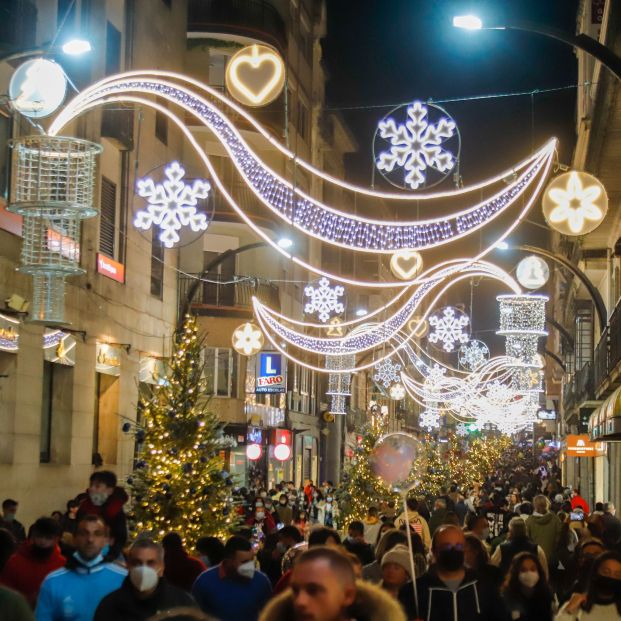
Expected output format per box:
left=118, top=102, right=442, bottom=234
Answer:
left=389, top=382, right=406, bottom=400
left=135, top=161, right=211, bottom=248
left=304, top=277, right=345, bottom=323
left=428, top=307, right=470, bottom=352
left=458, top=340, right=490, bottom=371
left=419, top=408, right=441, bottom=431
left=373, top=358, right=402, bottom=388
left=375, top=101, right=458, bottom=190
left=456, top=422, right=469, bottom=437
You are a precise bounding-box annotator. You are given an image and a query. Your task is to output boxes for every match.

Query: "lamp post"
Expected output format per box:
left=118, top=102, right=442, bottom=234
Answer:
left=453, top=16, right=621, bottom=81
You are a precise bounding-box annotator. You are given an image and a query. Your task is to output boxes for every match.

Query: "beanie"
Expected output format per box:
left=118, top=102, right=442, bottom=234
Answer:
left=381, top=544, right=412, bottom=577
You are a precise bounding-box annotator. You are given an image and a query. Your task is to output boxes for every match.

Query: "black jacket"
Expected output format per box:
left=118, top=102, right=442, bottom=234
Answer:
left=399, top=566, right=506, bottom=621
left=497, top=537, right=537, bottom=576
left=94, top=576, right=196, bottom=621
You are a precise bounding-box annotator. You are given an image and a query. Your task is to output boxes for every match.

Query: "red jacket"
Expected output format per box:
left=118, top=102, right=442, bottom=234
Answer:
left=163, top=548, right=206, bottom=592
left=77, top=486, right=128, bottom=554
left=0, top=543, right=66, bottom=607
left=571, top=495, right=590, bottom=515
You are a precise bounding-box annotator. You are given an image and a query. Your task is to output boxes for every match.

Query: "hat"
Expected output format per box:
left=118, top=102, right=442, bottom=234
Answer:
left=381, top=544, right=412, bottom=577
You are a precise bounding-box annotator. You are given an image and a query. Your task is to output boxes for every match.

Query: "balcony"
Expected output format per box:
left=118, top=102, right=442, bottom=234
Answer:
left=187, top=0, right=287, bottom=54
left=594, top=327, right=610, bottom=392
left=594, top=296, right=621, bottom=395
left=563, top=361, right=595, bottom=417
left=178, top=272, right=280, bottom=318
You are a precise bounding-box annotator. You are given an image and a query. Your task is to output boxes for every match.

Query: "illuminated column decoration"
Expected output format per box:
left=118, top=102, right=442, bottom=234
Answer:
left=325, top=354, right=355, bottom=415
left=497, top=294, right=547, bottom=395
left=8, top=136, right=102, bottom=323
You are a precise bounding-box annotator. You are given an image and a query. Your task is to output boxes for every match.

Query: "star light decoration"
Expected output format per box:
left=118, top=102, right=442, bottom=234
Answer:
left=135, top=161, right=211, bottom=248
left=304, top=277, right=345, bottom=323
left=375, top=101, right=458, bottom=190
left=458, top=340, right=490, bottom=371
left=373, top=358, right=402, bottom=388
left=542, top=170, right=608, bottom=236
left=428, top=307, right=470, bottom=352
left=232, top=322, right=264, bottom=356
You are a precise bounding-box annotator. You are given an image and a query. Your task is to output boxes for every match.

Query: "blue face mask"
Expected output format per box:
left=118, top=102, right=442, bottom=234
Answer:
left=199, top=555, right=210, bottom=567
left=101, top=544, right=110, bottom=558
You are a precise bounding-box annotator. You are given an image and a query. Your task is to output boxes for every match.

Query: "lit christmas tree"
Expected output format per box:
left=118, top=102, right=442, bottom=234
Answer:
left=129, top=315, right=237, bottom=545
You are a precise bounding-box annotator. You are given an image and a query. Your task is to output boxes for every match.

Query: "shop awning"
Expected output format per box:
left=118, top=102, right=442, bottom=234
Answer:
left=589, top=385, right=621, bottom=441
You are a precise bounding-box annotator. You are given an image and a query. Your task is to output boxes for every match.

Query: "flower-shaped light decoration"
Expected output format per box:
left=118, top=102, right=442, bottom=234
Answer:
left=232, top=322, right=264, bottom=356
left=542, top=171, right=608, bottom=236
left=389, top=382, right=406, bottom=401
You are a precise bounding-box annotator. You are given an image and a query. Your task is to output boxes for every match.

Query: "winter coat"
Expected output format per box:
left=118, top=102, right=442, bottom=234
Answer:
left=274, top=504, right=293, bottom=526
left=396, top=510, right=432, bottom=550
left=0, top=543, right=66, bottom=607
left=570, top=495, right=590, bottom=515
left=94, top=576, right=196, bottom=621
left=0, top=586, right=34, bottom=621
left=259, top=579, right=406, bottom=621
left=399, top=566, right=505, bottom=621
left=555, top=601, right=621, bottom=621
left=428, top=509, right=449, bottom=537
left=163, top=548, right=206, bottom=592
left=489, top=536, right=541, bottom=578
left=77, top=487, right=128, bottom=557
left=0, top=517, right=26, bottom=543
left=526, top=512, right=562, bottom=565
left=35, top=553, right=127, bottom=621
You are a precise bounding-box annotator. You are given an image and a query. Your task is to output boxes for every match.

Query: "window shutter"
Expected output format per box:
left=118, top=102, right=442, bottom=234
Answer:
left=99, top=176, right=116, bottom=257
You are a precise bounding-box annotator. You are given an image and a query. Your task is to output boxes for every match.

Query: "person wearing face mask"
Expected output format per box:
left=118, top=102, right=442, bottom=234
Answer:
left=556, top=551, right=621, bottom=620
left=560, top=538, right=605, bottom=604
left=275, top=494, right=293, bottom=526
left=0, top=498, right=26, bottom=543
left=94, top=539, right=195, bottom=620
left=316, top=494, right=339, bottom=528
left=195, top=536, right=224, bottom=570
left=76, top=471, right=128, bottom=560
left=247, top=501, right=276, bottom=536
left=463, top=534, right=503, bottom=592
left=192, top=535, right=271, bottom=621
left=501, top=552, right=554, bottom=621
left=399, top=524, right=505, bottom=621
left=0, top=517, right=66, bottom=608
left=35, top=515, right=127, bottom=621
left=343, top=521, right=375, bottom=565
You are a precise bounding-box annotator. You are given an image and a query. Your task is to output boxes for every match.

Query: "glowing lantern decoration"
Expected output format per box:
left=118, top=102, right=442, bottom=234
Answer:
left=390, top=250, right=423, bottom=280
left=232, top=322, right=264, bottom=356
left=9, top=58, right=67, bottom=118
left=273, top=443, right=291, bottom=461
left=516, top=255, right=550, bottom=290
left=389, top=383, right=406, bottom=400
left=225, top=44, right=285, bottom=107
left=246, top=443, right=262, bottom=461
left=542, top=171, right=607, bottom=236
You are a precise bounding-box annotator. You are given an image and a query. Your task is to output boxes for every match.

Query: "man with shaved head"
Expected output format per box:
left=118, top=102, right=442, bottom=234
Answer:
left=260, top=546, right=405, bottom=621
left=399, top=525, right=504, bottom=620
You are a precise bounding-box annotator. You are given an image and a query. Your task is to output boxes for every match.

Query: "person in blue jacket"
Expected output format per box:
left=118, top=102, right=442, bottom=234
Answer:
left=36, top=514, right=126, bottom=621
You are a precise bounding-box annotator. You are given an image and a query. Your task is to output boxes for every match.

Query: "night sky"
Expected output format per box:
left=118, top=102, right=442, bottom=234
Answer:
left=322, top=0, right=580, bottom=351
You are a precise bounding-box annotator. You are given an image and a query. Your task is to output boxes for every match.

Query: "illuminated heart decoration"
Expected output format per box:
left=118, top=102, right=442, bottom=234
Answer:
left=227, top=44, right=285, bottom=107
left=407, top=316, right=428, bottom=338
left=390, top=250, right=423, bottom=280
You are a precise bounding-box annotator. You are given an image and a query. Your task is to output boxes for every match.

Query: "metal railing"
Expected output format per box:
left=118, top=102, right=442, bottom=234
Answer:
left=178, top=273, right=280, bottom=314
left=610, top=300, right=621, bottom=371
left=594, top=327, right=610, bottom=390
left=187, top=0, right=287, bottom=52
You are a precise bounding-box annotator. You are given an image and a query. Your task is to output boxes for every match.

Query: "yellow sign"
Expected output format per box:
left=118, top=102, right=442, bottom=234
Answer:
left=226, top=44, right=285, bottom=107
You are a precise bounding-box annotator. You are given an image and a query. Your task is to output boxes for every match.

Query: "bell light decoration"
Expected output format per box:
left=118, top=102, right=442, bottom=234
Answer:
left=542, top=171, right=607, bottom=236
left=516, top=255, right=550, bottom=290
left=8, top=136, right=102, bottom=323
left=225, top=44, right=285, bottom=107
left=9, top=59, right=67, bottom=118
left=232, top=322, right=264, bottom=356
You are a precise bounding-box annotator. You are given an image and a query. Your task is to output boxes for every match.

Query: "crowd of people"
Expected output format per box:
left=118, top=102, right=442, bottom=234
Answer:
left=1, top=456, right=621, bottom=621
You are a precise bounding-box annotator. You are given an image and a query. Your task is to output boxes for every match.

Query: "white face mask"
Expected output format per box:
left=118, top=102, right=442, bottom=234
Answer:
left=89, top=491, right=109, bottom=506
left=237, top=560, right=255, bottom=579
left=518, top=570, right=539, bottom=588
left=129, top=565, right=159, bottom=592
left=255, top=512, right=265, bottom=521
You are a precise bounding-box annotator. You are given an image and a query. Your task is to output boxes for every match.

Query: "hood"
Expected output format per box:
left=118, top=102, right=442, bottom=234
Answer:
left=529, top=512, right=556, bottom=525
left=17, top=542, right=65, bottom=563
left=259, top=580, right=406, bottom=621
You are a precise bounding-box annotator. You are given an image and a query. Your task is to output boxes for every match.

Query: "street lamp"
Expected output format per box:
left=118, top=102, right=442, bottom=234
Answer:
left=453, top=15, right=621, bottom=81
left=61, top=39, right=92, bottom=56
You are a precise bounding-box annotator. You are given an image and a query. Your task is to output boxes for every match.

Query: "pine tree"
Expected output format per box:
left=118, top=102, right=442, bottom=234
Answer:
left=129, top=315, right=237, bottom=546
left=337, top=416, right=399, bottom=526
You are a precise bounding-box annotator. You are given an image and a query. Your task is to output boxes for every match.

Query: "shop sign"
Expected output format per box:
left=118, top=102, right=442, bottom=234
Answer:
left=255, top=352, right=286, bottom=394
left=565, top=434, right=606, bottom=457
left=247, top=427, right=263, bottom=444
left=43, top=329, right=76, bottom=366
left=0, top=313, right=19, bottom=353
left=97, top=253, right=125, bottom=283
left=139, top=355, right=167, bottom=385
left=96, top=343, right=122, bottom=376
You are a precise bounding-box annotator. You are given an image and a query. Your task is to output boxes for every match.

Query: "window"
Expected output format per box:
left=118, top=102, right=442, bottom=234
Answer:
left=155, top=97, right=168, bottom=145
left=105, top=21, right=121, bottom=76
left=99, top=176, right=117, bottom=258
left=575, top=306, right=593, bottom=370
left=150, top=231, right=164, bottom=298
left=40, top=361, right=54, bottom=463
left=204, top=348, right=237, bottom=397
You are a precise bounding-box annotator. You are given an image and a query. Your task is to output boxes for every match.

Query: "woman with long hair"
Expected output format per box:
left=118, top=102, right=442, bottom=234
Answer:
left=502, top=551, right=554, bottom=621
left=556, top=550, right=621, bottom=620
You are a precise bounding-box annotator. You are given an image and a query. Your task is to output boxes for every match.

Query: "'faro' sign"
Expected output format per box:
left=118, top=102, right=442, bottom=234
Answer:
left=255, top=352, right=286, bottom=394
